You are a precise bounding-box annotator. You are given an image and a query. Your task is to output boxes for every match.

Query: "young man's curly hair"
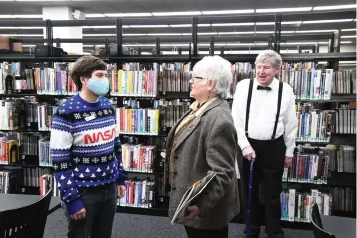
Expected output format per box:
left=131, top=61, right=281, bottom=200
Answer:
left=71, top=56, right=107, bottom=91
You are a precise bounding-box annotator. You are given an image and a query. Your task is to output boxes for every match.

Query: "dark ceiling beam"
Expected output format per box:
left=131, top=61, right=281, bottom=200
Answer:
left=15, top=33, right=336, bottom=44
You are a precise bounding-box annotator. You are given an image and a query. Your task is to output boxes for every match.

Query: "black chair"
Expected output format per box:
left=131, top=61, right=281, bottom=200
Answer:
left=310, top=203, right=336, bottom=238
left=0, top=189, right=52, bottom=238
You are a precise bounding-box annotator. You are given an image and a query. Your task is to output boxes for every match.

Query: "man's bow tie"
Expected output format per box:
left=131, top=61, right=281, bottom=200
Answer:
left=257, top=85, right=272, bottom=91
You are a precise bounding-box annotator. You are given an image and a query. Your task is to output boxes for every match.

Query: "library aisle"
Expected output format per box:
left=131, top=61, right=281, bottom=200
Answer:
left=44, top=211, right=314, bottom=238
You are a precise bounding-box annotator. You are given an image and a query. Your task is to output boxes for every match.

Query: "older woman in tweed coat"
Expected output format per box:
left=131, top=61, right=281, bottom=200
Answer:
left=165, top=55, right=240, bottom=238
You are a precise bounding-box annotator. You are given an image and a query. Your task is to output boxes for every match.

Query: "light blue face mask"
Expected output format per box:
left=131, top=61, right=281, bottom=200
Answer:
left=87, top=77, right=109, bottom=96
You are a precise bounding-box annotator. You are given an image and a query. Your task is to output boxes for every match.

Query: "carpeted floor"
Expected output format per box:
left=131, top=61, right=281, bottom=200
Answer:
left=44, top=209, right=314, bottom=238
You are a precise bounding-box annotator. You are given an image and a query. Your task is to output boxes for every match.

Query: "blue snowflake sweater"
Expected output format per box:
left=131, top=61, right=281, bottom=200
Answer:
left=50, top=94, right=127, bottom=215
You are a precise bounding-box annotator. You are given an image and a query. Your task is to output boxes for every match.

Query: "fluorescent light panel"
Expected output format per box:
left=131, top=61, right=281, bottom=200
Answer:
left=1, top=34, right=43, bottom=37
left=169, top=24, right=211, bottom=27
left=303, top=19, right=354, bottom=24
left=152, top=11, right=201, bottom=16
left=256, top=7, right=312, bottom=13
left=202, top=10, right=254, bottom=15
left=313, top=4, right=357, bottom=10
left=147, top=33, right=181, bottom=36
left=342, top=29, right=357, bottom=31
left=85, top=14, right=105, bottom=18
left=211, top=22, right=254, bottom=26
left=296, top=29, right=336, bottom=33
left=341, top=35, right=357, bottom=38
left=0, top=26, right=44, bottom=29
left=0, top=14, right=42, bottom=18
left=105, top=13, right=152, bottom=17
left=256, top=21, right=302, bottom=25
left=129, top=25, right=169, bottom=28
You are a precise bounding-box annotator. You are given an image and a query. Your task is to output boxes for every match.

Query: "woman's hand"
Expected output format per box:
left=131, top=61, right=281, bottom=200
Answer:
left=184, top=205, right=200, bottom=220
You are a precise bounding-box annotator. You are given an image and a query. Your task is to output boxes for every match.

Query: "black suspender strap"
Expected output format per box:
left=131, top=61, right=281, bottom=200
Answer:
left=272, top=81, right=283, bottom=139
left=245, top=79, right=254, bottom=137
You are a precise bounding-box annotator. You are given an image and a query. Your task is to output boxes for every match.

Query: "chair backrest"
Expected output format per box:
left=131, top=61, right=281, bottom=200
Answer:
left=0, top=189, right=52, bottom=238
left=310, top=203, right=336, bottom=238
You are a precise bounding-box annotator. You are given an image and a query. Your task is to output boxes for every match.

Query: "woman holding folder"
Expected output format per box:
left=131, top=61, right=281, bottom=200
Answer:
left=165, top=55, right=240, bottom=238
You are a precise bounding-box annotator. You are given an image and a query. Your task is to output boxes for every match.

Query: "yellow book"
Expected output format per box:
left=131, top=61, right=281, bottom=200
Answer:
left=118, top=70, right=123, bottom=95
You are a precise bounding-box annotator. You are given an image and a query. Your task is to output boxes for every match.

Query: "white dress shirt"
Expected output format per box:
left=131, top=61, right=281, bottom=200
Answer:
left=231, top=78, right=298, bottom=157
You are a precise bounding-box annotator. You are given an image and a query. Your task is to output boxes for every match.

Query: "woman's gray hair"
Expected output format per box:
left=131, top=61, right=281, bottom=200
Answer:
left=192, top=55, right=232, bottom=99
left=255, top=50, right=282, bottom=69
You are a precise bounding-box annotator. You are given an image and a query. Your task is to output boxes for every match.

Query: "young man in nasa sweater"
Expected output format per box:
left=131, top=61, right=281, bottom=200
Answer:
left=50, top=56, right=127, bottom=238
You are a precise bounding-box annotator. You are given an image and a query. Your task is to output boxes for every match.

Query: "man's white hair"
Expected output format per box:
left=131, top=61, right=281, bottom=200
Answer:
left=192, top=55, right=232, bottom=99
left=255, top=50, right=282, bottom=69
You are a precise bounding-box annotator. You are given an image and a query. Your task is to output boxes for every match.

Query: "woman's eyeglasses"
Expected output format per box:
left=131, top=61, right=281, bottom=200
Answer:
left=189, top=76, right=204, bottom=83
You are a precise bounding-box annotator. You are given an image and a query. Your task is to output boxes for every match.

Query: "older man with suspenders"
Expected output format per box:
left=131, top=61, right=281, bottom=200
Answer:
left=232, top=50, right=298, bottom=238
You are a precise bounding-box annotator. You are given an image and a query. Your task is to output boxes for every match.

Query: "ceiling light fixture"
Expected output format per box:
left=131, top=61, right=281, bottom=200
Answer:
left=202, top=9, right=254, bottom=15
left=256, top=21, right=302, bottom=25
left=85, top=14, right=105, bottom=18
left=105, top=13, right=152, bottom=17
left=256, top=7, right=312, bottom=13
left=1, top=34, right=43, bottom=37
left=129, top=25, right=169, bottom=28
left=303, top=19, right=354, bottom=24
left=83, top=34, right=115, bottom=37
left=211, top=22, right=254, bottom=26
left=123, top=44, right=156, bottom=47
left=313, top=4, right=357, bottom=10
left=0, top=14, right=42, bottom=18
left=341, top=29, right=357, bottom=31
left=198, top=32, right=218, bottom=35
left=123, top=34, right=147, bottom=36
left=82, top=26, right=116, bottom=29
left=169, top=24, right=191, bottom=28
left=152, top=11, right=201, bottom=16
left=147, top=33, right=182, bottom=36
left=218, top=31, right=255, bottom=35
left=295, top=29, right=336, bottom=33
left=341, top=35, right=357, bottom=38
left=0, top=26, right=44, bottom=29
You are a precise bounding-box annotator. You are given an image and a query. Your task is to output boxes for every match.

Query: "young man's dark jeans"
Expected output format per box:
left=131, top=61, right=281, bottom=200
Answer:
left=64, top=182, right=117, bottom=238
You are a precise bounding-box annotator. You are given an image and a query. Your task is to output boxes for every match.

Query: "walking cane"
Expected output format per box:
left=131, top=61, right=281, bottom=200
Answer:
left=245, top=159, right=254, bottom=238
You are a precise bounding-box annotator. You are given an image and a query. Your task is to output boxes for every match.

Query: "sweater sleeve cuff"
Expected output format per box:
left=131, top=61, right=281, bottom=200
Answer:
left=66, top=199, right=84, bottom=215
left=116, top=177, right=126, bottom=186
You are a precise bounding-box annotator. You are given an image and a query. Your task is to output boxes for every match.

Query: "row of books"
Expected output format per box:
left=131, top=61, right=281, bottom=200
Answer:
left=295, top=106, right=333, bottom=143
left=0, top=170, right=15, bottom=194
left=335, top=106, right=356, bottom=134
left=331, top=187, right=355, bottom=212
left=1, top=62, right=354, bottom=99
left=115, top=107, right=160, bottom=135
left=332, top=70, right=356, bottom=95
left=158, top=100, right=190, bottom=129
left=322, top=144, right=356, bottom=173
left=158, top=63, right=191, bottom=94
left=0, top=99, right=59, bottom=131
left=282, top=151, right=329, bottom=184
left=40, top=174, right=60, bottom=197
left=118, top=179, right=155, bottom=208
left=0, top=134, right=20, bottom=165
left=109, top=63, right=159, bottom=97
left=281, top=63, right=333, bottom=100
left=227, top=62, right=254, bottom=99
left=122, top=144, right=155, bottom=173
left=38, top=138, right=52, bottom=167
left=23, top=167, right=52, bottom=188
left=280, top=189, right=331, bottom=223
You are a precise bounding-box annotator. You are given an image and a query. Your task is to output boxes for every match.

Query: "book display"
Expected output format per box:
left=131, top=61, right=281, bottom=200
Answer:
left=0, top=15, right=355, bottom=230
